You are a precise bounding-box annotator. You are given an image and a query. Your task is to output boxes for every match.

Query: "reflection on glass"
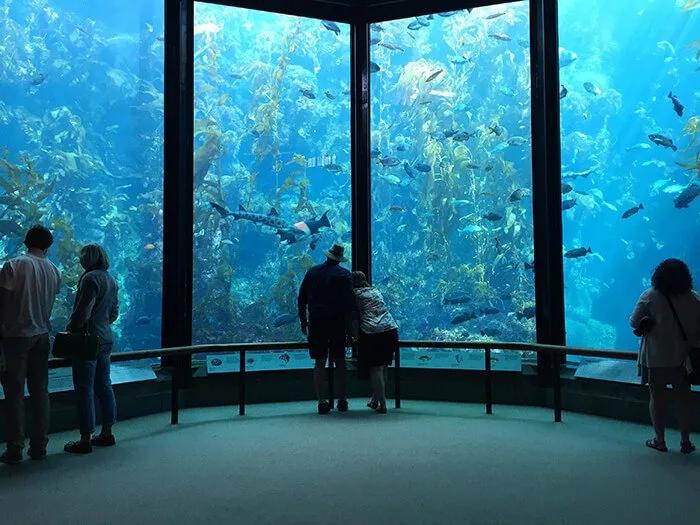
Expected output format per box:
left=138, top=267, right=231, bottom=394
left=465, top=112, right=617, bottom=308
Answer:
left=370, top=4, right=535, bottom=368
left=192, top=5, right=351, bottom=344
left=559, top=1, right=700, bottom=357
left=0, top=1, right=164, bottom=351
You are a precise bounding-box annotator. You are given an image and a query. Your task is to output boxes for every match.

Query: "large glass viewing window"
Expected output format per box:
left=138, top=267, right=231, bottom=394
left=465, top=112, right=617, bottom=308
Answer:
left=369, top=4, right=535, bottom=370
left=0, top=0, right=164, bottom=352
left=559, top=1, right=700, bottom=378
left=191, top=4, right=351, bottom=347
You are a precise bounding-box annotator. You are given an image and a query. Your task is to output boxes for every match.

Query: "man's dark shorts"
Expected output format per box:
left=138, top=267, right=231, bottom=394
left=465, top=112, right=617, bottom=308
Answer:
left=308, top=317, right=346, bottom=360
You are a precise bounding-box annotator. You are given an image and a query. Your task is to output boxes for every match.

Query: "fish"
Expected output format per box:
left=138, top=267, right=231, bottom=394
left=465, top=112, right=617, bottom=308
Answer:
left=231, top=73, right=243, bottom=79
left=524, top=262, right=535, bottom=271
left=453, top=131, right=476, bottom=142
left=418, top=355, right=432, bottom=362
left=565, top=247, right=592, bottom=259
left=396, top=144, right=408, bottom=152
left=485, top=12, right=506, bottom=19
left=490, top=142, right=509, bottom=154
left=517, top=39, right=529, bottom=48
left=380, top=156, right=401, bottom=167
left=443, top=291, right=471, bottom=305
left=627, top=143, right=652, bottom=151
left=458, top=225, right=485, bottom=234
left=407, top=21, right=424, bottom=30
left=509, top=189, right=527, bottom=202
left=247, top=358, right=254, bottom=364
left=516, top=306, right=536, bottom=321
left=403, top=162, right=415, bottom=178
left=561, top=168, right=593, bottom=180
left=583, top=82, right=601, bottom=96
left=272, top=313, right=297, bottom=328
left=425, top=70, right=444, bottom=82
left=663, top=184, right=686, bottom=194
left=369, top=37, right=380, bottom=45
left=369, top=61, right=381, bottom=73
left=673, top=184, right=700, bottom=209
left=211, top=202, right=289, bottom=230
left=323, top=163, right=344, bottom=173
left=508, top=136, right=528, bottom=147
left=322, top=20, right=341, bottom=35
left=396, top=224, right=409, bottom=233
left=378, top=42, right=405, bottom=52
left=370, top=147, right=381, bottom=157
left=300, top=88, right=315, bottom=99
left=324, top=90, right=335, bottom=100
left=488, top=124, right=504, bottom=136
left=558, top=47, right=578, bottom=68
left=379, top=174, right=401, bottom=185
left=648, top=133, right=677, bottom=151
left=389, top=205, right=405, bottom=212
left=279, top=353, right=290, bottom=363
left=371, top=24, right=384, bottom=32
left=413, top=163, right=431, bottom=173
left=483, top=212, right=503, bottom=221
left=619, top=202, right=644, bottom=219
left=480, top=307, right=500, bottom=315
left=668, top=91, right=684, bottom=117
left=480, top=328, right=502, bottom=337
left=560, top=85, right=568, bottom=99
left=437, top=11, right=461, bottom=17
left=488, top=33, right=511, bottom=41
left=562, top=199, right=577, bottom=210
left=451, top=311, right=477, bottom=325
left=30, top=73, right=47, bottom=86
left=561, top=183, right=573, bottom=194
left=449, top=55, right=471, bottom=65
left=463, top=163, right=480, bottom=170
left=144, top=243, right=156, bottom=251
left=415, top=16, right=431, bottom=27
left=136, top=316, right=152, bottom=326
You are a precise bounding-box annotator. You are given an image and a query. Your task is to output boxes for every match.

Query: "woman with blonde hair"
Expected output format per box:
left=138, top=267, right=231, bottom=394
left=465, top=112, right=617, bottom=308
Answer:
left=352, top=271, right=398, bottom=414
left=64, top=244, right=119, bottom=454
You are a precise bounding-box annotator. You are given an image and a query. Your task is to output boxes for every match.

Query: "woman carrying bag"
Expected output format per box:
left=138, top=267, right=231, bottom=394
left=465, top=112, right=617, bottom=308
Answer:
left=630, top=258, right=700, bottom=454
left=64, top=244, right=119, bottom=454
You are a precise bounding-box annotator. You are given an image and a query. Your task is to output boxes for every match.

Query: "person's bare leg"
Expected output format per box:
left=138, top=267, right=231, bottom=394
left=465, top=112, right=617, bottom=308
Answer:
left=314, top=358, right=327, bottom=402
left=649, top=383, right=667, bottom=445
left=334, top=356, right=347, bottom=400
left=673, top=378, right=693, bottom=447
left=370, top=366, right=386, bottom=409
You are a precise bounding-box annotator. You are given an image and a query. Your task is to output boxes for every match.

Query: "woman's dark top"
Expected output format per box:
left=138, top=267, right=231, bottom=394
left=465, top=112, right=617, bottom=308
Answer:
left=67, top=269, right=119, bottom=344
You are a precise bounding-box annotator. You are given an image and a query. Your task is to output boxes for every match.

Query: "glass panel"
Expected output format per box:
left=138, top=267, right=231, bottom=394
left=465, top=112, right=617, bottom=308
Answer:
left=192, top=5, right=351, bottom=344
left=0, top=1, right=164, bottom=352
left=559, top=1, right=700, bottom=373
left=370, top=4, right=535, bottom=369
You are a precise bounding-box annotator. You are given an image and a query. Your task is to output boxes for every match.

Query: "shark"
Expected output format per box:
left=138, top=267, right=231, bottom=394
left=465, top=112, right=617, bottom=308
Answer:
left=210, top=202, right=331, bottom=246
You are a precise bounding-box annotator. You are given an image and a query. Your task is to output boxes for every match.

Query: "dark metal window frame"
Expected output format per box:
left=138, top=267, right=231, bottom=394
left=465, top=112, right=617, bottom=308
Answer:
left=162, top=0, right=564, bottom=385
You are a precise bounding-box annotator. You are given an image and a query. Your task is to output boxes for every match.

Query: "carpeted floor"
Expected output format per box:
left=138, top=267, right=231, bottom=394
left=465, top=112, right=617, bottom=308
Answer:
left=0, top=400, right=697, bottom=525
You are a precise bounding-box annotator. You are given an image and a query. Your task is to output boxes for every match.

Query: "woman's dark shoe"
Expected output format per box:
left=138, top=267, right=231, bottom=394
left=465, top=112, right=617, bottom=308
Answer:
left=375, top=405, right=388, bottom=414
left=645, top=438, right=667, bottom=452
left=367, top=399, right=379, bottom=410
left=64, top=441, right=93, bottom=454
left=91, top=435, right=116, bottom=447
left=0, top=449, right=22, bottom=465
left=681, top=442, right=696, bottom=454
left=337, top=399, right=349, bottom=412
left=318, top=401, right=331, bottom=415
left=28, top=448, right=47, bottom=461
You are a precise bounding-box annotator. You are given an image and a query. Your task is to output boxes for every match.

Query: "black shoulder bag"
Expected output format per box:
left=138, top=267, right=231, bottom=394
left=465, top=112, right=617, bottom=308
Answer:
left=664, top=294, right=700, bottom=386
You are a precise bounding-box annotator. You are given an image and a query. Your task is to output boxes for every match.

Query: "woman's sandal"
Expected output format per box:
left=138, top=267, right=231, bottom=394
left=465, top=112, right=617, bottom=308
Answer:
left=64, top=441, right=93, bottom=454
left=645, top=438, right=668, bottom=452
left=367, top=399, right=378, bottom=410
left=681, top=442, right=696, bottom=454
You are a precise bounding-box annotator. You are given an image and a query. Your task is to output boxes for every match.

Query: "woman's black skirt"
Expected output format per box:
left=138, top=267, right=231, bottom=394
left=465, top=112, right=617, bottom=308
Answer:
left=357, top=328, right=399, bottom=378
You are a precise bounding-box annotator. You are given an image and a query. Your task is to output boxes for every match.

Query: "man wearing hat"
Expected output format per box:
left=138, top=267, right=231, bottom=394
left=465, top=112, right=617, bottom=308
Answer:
left=298, top=243, right=357, bottom=414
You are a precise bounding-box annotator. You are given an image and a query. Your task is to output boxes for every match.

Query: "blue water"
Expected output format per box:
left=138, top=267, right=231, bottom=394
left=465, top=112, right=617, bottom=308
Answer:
left=0, top=0, right=697, bottom=358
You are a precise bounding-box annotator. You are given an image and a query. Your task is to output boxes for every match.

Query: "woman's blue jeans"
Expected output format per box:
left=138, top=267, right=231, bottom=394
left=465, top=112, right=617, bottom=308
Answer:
left=71, top=344, right=117, bottom=437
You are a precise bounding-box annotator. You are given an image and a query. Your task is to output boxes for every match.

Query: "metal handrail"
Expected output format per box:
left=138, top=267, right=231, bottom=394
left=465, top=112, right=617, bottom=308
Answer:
left=45, top=340, right=638, bottom=425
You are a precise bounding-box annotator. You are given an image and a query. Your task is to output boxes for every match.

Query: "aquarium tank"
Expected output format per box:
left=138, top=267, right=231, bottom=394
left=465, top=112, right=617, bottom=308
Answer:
left=558, top=0, right=700, bottom=360
left=1, top=0, right=698, bottom=375
left=0, top=0, right=164, bottom=352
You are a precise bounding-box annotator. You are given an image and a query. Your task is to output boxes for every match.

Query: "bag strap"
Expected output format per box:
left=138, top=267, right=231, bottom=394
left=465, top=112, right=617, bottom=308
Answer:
left=664, top=293, right=688, bottom=342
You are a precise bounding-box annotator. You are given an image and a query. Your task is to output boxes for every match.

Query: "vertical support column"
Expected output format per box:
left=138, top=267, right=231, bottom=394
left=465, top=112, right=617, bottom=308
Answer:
left=163, top=0, right=194, bottom=424
left=350, top=19, right=371, bottom=278
left=529, top=0, right=566, bottom=394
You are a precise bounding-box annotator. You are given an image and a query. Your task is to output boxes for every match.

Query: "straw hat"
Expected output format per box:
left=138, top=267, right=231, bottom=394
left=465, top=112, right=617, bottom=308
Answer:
left=323, top=243, right=348, bottom=262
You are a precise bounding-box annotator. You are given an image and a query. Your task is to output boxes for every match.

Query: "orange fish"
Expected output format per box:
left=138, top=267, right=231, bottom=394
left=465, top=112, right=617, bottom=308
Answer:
left=144, top=243, right=156, bottom=251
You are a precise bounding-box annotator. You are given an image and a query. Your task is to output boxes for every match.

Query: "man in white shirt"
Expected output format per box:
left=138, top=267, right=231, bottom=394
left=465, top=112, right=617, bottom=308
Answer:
left=0, top=225, right=61, bottom=464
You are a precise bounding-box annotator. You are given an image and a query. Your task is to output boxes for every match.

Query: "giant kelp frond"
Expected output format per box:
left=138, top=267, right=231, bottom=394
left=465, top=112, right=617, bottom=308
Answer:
left=683, top=0, right=699, bottom=12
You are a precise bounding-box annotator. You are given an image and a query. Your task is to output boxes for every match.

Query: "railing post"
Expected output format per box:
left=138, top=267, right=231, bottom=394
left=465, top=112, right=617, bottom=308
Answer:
left=328, top=356, right=335, bottom=409
left=485, top=348, right=493, bottom=415
left=553, top=350, right=562, bottom=422
left=239, top=349, right=246, bottom=416
left=394, top=346, right=401, bottom=409
left=170, top=358, right=179, bottom=425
